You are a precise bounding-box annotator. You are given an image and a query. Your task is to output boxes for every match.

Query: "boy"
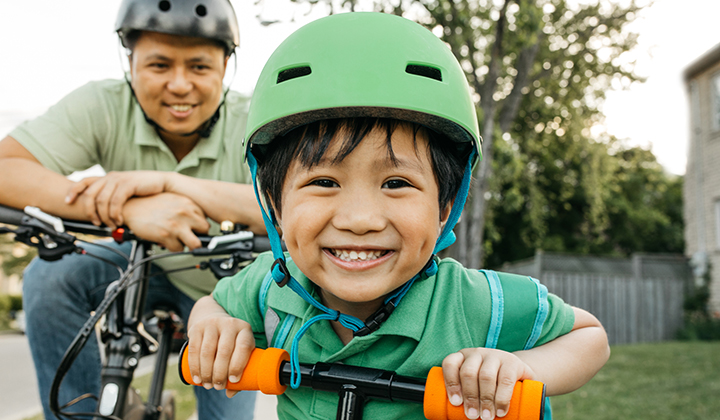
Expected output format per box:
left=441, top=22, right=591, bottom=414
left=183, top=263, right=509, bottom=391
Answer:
left=186, top=12, right=610, bottom=420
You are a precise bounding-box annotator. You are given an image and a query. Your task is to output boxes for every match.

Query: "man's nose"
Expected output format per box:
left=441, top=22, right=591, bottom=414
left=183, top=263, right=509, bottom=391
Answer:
left=167, top=68, right=192, bottom=95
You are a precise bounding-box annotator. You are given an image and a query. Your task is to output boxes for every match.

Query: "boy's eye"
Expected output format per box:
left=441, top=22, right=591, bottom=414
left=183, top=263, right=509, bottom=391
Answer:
left=309, top=179, right=339, bottom=188
left=382, top=179, right=411, bottom=189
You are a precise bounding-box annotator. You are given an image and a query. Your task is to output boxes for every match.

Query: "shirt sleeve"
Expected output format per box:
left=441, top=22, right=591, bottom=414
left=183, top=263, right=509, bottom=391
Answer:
left=534, top=292, right=575, bottom=347
left=10, top=81, right=113, bottom=175
left=212, top=251, right=276, bottom=348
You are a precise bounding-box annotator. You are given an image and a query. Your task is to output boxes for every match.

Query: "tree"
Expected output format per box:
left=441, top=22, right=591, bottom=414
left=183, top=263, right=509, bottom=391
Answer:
left=275, top=0, right=657, bottom=267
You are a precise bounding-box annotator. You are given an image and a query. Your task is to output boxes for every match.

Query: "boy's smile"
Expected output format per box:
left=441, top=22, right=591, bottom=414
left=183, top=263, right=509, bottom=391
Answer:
left=278, top=123, right=449, bottom=321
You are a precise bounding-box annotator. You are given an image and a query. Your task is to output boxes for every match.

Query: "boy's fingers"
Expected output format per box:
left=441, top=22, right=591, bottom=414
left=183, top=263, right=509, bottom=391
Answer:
left=477, top=359, right=501, bottom=420
left=228, top=330, right=255, bottom=384
left=441, top=352, right=465, bottom=407
left=457, top=352, right=484, bottom=419
left=199, top=328, right=219, bottom=389
left=212, top=331, right=239, bottom=390
left=493, top=364, right=518, bottom=418
left=186, top=329, right=207, bottom=385
left=226, top=389, right=239, bottom=398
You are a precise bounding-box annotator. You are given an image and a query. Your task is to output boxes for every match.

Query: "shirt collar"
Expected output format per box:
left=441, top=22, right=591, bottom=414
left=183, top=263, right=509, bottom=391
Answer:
left=266, top=258, right=434, bottom=345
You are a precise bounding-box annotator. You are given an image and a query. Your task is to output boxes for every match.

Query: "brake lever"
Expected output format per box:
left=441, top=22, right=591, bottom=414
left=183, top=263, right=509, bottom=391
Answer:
left=11, top=216, right=79, bottom=261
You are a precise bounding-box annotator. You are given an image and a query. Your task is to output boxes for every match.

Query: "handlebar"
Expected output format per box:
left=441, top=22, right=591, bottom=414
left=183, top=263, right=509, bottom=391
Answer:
left=178, top=345, right=545, bottom=420
left=0, top=203, right=272, bottom=258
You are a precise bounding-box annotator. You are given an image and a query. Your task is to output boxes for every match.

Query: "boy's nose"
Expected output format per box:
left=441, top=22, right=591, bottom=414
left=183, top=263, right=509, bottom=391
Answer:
left=332, top=192, right=387, bottom=234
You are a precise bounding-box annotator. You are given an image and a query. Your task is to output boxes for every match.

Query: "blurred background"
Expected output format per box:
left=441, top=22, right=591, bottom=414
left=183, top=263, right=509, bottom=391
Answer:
left=1, top=1, right=719, bottom=419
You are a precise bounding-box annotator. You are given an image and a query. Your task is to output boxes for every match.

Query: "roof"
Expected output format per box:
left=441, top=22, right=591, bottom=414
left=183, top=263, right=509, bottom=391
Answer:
left=684, top=42, right=720, bottom=82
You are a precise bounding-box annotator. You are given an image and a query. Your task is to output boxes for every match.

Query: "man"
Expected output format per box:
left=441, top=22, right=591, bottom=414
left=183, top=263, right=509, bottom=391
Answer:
left=0, top=0, right=262, bottom=418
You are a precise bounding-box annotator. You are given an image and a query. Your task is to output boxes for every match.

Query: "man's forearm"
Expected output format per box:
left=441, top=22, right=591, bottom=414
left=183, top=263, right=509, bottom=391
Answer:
left=0, top=158, right=87, bottom=220
left=165, top=173, right=266, bottom=234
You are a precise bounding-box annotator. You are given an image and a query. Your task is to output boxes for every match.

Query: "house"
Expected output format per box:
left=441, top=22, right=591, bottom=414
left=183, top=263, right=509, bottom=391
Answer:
left=684, top=42, right=720, bottom=314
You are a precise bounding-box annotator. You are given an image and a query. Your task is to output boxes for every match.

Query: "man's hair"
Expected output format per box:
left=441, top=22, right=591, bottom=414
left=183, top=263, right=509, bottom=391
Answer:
left=254, top=117, right=473, bottom=217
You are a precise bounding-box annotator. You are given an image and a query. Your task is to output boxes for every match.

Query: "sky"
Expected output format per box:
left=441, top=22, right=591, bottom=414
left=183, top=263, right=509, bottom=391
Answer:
left=1, top=0, right=718, bottom=176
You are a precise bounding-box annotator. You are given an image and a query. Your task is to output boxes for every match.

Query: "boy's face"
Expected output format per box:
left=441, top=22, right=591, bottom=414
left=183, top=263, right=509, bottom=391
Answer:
left=278, top=124, right=449, bottom=318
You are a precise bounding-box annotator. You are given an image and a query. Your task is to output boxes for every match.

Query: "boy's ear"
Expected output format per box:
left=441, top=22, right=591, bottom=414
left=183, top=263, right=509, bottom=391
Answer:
left=439, top=203, right=452, bottom=231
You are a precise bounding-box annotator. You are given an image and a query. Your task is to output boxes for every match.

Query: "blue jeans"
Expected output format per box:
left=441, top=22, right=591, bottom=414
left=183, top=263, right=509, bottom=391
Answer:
left=22, top=240, right=256, bottom=420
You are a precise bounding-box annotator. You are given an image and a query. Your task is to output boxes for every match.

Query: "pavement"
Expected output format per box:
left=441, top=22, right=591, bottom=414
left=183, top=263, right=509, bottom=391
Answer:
left=0, top=332, right=278, bottom=420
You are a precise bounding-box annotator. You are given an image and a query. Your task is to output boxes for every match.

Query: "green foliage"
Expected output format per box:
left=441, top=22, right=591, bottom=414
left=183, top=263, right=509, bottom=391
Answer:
left=677, top=263, right=720, bottom=341
left=271, top=0, right=683, bottom=268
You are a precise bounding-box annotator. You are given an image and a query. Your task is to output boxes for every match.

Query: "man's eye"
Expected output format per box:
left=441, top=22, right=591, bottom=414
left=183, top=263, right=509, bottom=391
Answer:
left=309, top=179, right=338, bottom=188
left=150, top=63, right=168, bottom=69
left=383, top=179, right=411, bottom=189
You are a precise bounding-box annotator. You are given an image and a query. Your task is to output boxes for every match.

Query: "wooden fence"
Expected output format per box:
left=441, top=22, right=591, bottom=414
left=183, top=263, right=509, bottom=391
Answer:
left=540, top=273, right=686, bottom=345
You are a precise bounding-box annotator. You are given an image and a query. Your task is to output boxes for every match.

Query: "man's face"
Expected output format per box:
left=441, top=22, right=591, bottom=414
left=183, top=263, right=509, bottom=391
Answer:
left=130, top=31, right=227, bottom=138
left=277, top=124, right=449, bottom=320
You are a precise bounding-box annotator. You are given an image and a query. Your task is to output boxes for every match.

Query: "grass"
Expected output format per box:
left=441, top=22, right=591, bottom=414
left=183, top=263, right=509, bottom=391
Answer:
left=551, top=341, right=720, bottom=419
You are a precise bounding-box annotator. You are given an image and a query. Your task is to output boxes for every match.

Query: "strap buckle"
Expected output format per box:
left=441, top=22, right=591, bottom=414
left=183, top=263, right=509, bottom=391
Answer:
left=271, top=258, right=291, bottom=287
left=353, top=300, right=397, bottom=337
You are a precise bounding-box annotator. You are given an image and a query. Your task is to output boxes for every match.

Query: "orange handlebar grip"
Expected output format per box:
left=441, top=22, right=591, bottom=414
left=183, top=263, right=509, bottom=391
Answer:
left=423, top=366, right=545, bottom=420
left=179, top=344, right=290, bottom=395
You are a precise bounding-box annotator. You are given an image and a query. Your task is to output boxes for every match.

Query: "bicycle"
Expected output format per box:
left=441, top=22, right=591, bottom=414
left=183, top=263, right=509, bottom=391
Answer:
left=177, top=331, right=546, bottom=420
left=0, top=203, right=270, bottom=420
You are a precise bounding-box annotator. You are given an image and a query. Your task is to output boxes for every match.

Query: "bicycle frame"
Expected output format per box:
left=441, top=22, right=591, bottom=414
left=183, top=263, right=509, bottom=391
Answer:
left=0, top=204, right=268, bottom=420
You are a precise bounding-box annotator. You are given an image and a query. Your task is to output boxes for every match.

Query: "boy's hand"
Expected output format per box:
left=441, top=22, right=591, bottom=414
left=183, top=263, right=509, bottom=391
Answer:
left=442, top=348, right=535, bottom=420
left=186, top=296, right=255, bottom=398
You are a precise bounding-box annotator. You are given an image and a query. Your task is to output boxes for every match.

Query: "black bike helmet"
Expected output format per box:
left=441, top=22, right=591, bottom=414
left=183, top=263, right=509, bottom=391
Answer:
left=115, top=0, right=240, bottom=54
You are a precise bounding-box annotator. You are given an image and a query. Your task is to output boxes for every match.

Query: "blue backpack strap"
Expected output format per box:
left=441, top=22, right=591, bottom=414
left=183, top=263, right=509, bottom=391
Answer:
left=259, top=269, right=297, bottom=349
left=523, top=277, right=549, bottom=350
left=479, top=269, right=504, bottom=349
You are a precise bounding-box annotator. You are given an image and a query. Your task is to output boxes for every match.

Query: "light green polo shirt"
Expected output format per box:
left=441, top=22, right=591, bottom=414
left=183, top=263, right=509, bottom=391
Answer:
left=214, top=252, right=575, bottom=420
left=11, top=79, right=252, bottom=299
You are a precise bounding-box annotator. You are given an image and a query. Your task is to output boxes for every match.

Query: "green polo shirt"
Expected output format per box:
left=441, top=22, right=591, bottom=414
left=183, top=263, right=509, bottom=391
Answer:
left=11, top=79, right=252, bottom=299
left=214, top=252, right=575, bottom=420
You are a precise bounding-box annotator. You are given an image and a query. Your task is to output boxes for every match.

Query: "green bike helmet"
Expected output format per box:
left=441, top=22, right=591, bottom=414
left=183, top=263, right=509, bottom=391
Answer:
left=245, top=11, right=481, bottom=158
left=115, top=0, right=240, bottom=54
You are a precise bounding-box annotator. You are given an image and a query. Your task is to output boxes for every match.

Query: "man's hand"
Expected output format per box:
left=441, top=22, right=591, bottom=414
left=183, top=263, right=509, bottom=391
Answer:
left=65, top=171, right=172, bottom=229
left=121, top=193, right=210, bottom=251
left=442, top=348, right=535, bottom=420
left=187, top=296, right=255, bottom=398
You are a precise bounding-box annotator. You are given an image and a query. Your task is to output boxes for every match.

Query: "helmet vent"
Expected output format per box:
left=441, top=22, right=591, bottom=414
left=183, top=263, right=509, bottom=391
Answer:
left=406, top=64, right=442, bottom=82
left=158, top=0, right=171, bottom=12
left=277, top=66, right=312, bottom=84
left=195, top=4, right=207, bottom=17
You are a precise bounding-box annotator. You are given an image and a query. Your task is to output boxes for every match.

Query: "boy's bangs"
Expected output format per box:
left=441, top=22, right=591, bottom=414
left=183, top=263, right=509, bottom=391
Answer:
left=294, top=118, right=404, bottom=169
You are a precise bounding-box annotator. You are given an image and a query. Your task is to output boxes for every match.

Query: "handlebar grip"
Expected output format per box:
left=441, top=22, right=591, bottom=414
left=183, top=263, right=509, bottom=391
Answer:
left=179, top=344, right=289, bottom=395
left=0, top=204, right=25, bottom=226
left=424, top=367, right=545, bottom=420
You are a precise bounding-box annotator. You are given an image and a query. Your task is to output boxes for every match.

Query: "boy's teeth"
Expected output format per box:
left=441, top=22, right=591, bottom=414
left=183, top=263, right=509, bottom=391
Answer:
left=171, top=104, right=192, bottom=111
left=332, top=249, right=385, bottom=262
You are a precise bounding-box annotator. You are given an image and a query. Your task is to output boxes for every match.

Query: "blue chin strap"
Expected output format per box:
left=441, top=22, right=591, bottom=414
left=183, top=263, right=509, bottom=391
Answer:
left=246, top=148, right=475, bottom=389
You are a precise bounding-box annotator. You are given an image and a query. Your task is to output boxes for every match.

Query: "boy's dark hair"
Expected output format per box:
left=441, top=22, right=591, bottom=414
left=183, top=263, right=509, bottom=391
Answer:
left=254, top=117, right=473, bottom=217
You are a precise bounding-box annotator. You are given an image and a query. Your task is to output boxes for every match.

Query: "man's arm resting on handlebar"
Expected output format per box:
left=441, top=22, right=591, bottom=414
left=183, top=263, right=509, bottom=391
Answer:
left=0, top=136, right=98, bottom=222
